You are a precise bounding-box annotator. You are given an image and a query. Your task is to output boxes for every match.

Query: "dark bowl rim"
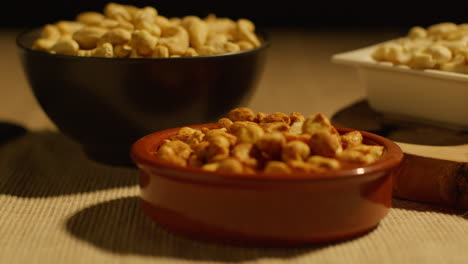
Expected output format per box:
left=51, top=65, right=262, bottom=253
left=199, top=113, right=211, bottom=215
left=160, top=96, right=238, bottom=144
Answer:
left=16, top=27, right=271, bottom=61
left=130, top=123, right=404, bottom=183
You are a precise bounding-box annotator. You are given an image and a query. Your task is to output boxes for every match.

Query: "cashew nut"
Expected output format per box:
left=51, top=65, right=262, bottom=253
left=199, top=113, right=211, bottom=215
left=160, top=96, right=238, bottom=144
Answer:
left=72, top=26, right=107, bottom=49
left=33, top=3, right=262, bottom=58
left=104, top=2, right=132, bottom=21
left=50, top=37, right=80, bottom=55
left=237, top=18, right=261, bottom=47
left=77, top=42, right=114, bottom=58
left=182, top=16, right=209, bottom=49
left=113, top=44, right=132, bottom=58
left=152, top=45, right=170, bottom=58
left=55, top=21, right=83, bottom=35
left=98, top=28, right=132, bottom=45
left=76, top=12, right=105, bottom=25
left=158, top=26, right=189, bottom=55
left=131, top=30, right=158, bottom=56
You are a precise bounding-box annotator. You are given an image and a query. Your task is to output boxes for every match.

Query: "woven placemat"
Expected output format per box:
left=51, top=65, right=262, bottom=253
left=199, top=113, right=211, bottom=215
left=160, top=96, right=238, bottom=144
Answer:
left=1, top=130, right=467, bottom=264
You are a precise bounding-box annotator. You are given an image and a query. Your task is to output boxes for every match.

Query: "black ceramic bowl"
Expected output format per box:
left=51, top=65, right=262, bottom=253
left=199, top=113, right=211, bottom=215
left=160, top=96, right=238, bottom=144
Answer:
left=16, top=28, right=270, bottom=166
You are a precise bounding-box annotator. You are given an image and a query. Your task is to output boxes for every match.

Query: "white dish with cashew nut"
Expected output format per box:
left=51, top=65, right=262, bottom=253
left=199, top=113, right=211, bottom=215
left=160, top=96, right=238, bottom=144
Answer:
left=332, top=22, right=468, bottom=130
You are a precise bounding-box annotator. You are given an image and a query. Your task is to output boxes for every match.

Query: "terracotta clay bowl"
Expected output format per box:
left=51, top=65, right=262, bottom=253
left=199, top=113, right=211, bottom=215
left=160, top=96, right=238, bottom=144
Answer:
left=131, top=123, right=403, bottom=246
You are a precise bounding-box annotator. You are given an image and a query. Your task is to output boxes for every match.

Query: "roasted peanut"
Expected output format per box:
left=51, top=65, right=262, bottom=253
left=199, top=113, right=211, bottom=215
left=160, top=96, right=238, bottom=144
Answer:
left=193, top=141, right=210, bottom=163
left=254, top=112, right=268, bottom=123
left=232, top=122, right=264, bottom=144
left=289, top=121, right=304, bottom=135
left=256, top=132, right=286, bottom=158
left=154, top=108, right=384, bottom=174
left=341, top=131, right=363, bottom=149
left=228, top=121, right=258, bottom=134
left=206, top=135, right=231, bottom=162
left=171, top=127, right=198, bottom=142
left=227, top=107, right=255, bottom=122
left=264, top=161, right=291, bottom=174
left=261, top=112, right=291, bottom=124
left=157, top=140, right=192, bottom=167
left=204, top=128, right=237, bottom=145
left=232, top=143, right=258, bottom=168
left=307, top=156, right=340, bottom=170
left=302, top=113, right=334, bottom=134
left=282, top=132, right=311, bottom=144
left=337, top=145, right=384, bottom=164
left=260, top=122, right=290, bottom=133
left=308, top=130, right=343, bottom=158
left=289, top=112, right=305, bottom=123
left=201, top=162, right=219, bottom=171
left=282, top=140, right=310, bottom=162
left=218, top=118, right=234, bottom=129
left=188, top=154, right=203, bottom=168
left=216, top=158, right=244, bottom=173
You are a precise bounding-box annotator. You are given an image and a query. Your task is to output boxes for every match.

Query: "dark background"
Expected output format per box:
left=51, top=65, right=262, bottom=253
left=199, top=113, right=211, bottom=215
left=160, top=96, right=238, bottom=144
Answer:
left=3, top=1, right=468, bottom=30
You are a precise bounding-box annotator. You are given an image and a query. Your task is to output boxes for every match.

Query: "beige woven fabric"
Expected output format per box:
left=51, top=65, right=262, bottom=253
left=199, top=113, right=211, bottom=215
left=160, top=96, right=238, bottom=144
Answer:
left=1, top=131, right=467, bottom=264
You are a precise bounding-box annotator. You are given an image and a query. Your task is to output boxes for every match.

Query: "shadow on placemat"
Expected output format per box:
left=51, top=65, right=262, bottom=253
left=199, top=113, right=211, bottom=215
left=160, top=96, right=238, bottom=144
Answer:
left=0, top=122, right=27, bottom=146
left=392, top=198, right=467, bottom=217
left=0, top=130, right=138, bottom=197
left=65, top=196, right=368, bottom=261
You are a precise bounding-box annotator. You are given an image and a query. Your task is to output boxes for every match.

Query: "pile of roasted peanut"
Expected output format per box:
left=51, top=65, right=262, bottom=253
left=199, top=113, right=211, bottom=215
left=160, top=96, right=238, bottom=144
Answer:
left=372, top=22, right=468, bottom=74
left=32, top=2, right=261, bottom=58
left=155, top=107, right=384, bottom=174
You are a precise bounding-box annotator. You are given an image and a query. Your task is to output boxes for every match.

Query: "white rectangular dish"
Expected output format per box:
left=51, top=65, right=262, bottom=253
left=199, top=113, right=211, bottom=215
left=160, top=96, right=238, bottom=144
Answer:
left=331, top=42, right=468, bottom=130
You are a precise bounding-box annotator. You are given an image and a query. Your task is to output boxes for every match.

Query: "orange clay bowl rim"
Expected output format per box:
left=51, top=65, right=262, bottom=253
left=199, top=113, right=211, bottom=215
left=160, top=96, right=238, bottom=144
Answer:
left=131, top=123, right=404, bottom=182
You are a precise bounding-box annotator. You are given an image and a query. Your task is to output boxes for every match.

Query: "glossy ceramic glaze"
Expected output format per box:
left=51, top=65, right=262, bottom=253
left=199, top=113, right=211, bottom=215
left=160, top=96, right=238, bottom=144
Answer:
left=16, top=29, right=270, bottom=166
left=131, top=124, right=403, bottom=246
